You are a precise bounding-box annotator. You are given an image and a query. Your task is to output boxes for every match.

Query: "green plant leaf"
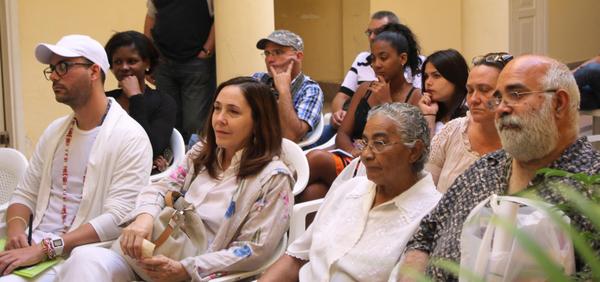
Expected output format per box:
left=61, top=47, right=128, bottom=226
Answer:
left=558, top=185, right=600, bottom=231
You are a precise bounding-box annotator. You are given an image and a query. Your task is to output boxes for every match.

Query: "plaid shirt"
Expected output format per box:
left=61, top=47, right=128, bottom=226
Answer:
left=252, top=72, right=323, bottom=132
left=406, top=137, right=600, bottom=281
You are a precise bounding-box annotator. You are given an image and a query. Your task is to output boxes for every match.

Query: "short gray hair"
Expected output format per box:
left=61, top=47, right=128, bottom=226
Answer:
left=367, top=103, right=430, bottom=172
left=371, top=11, right=400, bottom=24
left=540, top=60, right=580, bottom=127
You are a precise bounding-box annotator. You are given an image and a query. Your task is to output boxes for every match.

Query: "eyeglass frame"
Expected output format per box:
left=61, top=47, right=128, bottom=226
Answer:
left=43, top=60, right=94, bottom=80
left=354, top=138, right=404, bottom=154
left=364, top=26, right=385, bottom=38
left=260, top=48, right=298, bottom=58
left=492, top=89, right=558, bottom=106
left=472, top=53, right=514, bottom=68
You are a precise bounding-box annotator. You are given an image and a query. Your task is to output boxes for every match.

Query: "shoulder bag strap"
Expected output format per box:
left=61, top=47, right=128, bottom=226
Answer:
left=153, top=191, right=183, bottom=248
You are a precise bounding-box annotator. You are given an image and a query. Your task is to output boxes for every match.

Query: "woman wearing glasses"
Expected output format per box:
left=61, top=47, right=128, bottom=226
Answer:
left=418, top=49, right=470, bottom=136
left=426, top=52, right=512, bottom=193
left=298, top=23, right=422, bottom=203
left=260, top=103, right=441, bottom=282
left=104, top=31, right=176, bottom=173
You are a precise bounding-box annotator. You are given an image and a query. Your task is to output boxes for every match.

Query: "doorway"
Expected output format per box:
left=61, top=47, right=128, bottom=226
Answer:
left=509, top=0, right=548, bottom=56
left=0, top=0, right=23, bottom=150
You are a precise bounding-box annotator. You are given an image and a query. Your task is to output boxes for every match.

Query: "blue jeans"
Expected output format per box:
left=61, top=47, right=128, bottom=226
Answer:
left=154, top=56, right=216, bottom=141
left=575, top=62, right=600, bottom=110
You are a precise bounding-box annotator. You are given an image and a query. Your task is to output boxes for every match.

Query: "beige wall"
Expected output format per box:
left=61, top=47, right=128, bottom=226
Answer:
left=341, top=0, right=371, bottom=70
left=13, top=0, right=600, bottom=152
left=18, top=0, right=146, bottom=155
left=215, top=0, right=274, bottom=83
left=461, top=0, right=509, bottom=64
left=275, top=0, right=344, bottom=83
left=547, top=0, right=600, bottom=63
left=370, top=0, right=463, bottom=56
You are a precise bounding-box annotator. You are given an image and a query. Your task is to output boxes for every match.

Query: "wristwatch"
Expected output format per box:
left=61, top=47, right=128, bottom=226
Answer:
left=50, top=237, right=65, bottom=257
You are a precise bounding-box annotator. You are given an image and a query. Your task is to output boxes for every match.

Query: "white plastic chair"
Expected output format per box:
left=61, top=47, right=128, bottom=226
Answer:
left=304, top=134, right=337, bottom=154
left=581, top=109, right=600, bottom=149
left=208, top=234, right=287, bottom=282
left=150, top=129, right=186, bottom=183
left=587, top=134, right=600, bottom=143
left=297, top=113, right=324, bottom=149
left=288, top=199, right=323, bottom=246
left=281, top=139, right=309, bottom=196
left=0, top=148, right=28, bottom=205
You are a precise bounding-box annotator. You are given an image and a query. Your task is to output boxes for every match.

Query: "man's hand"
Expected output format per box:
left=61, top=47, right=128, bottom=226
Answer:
left=4, top=232, right=29, bottom=251
left=197, top=49, right=211, bottom=59
left=269, top=59, right=296, bottom=95
left=331, top=110, right=346, bottom=129
left=396, top=250, right=430, bottom=282
left=119, top=76, right=142, bottom=98
left=121, top=213, right=154, bottom=260
left=137, top=255, right=190, bottom=282
left=0, top=244, right=46, bottom=275
left=5, top=223, right=29, bottom=251
left=153, top=155, right=169, bottom=172
left=368, top=75, right=392, bottom=104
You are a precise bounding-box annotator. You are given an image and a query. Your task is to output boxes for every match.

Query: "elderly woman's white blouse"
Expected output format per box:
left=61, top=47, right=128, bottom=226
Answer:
left=286, top=173, right=441, bottom=282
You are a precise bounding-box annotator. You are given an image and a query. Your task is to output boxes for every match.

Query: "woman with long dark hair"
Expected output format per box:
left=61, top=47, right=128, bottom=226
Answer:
left=418, top=49, right=469, bottom=136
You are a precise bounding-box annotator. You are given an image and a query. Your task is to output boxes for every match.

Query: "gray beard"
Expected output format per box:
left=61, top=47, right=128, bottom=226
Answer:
left=495, top=99, right=558, bottom=162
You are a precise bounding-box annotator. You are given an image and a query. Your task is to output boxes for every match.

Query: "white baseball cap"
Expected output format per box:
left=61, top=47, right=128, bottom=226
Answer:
left=35, top=34, right=110, bottom=75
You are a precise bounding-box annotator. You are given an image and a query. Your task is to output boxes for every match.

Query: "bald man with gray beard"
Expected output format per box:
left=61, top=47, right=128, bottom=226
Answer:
left=396, top=55, right=600, bottom=281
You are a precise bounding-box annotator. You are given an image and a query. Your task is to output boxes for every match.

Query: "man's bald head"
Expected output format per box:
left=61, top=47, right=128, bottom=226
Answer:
left=499, top=55, right=580, bottom=124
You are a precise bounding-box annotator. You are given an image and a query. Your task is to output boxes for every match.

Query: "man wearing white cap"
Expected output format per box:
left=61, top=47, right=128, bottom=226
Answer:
left=0, top=34, right=152, bottom=280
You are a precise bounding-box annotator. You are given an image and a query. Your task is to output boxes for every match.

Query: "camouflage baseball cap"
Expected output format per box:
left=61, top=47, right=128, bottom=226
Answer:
left=256, top=30, right=304, bottom=51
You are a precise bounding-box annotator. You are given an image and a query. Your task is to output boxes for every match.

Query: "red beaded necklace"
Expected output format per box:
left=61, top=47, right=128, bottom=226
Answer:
left=60, top=99, right=112, bottom=233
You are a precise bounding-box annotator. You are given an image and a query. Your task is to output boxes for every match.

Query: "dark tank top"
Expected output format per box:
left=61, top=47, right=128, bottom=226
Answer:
left=351, top=86, right=417, bottom=140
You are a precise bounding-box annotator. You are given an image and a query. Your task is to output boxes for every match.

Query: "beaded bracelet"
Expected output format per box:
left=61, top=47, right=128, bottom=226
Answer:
left=41, top=238, right=56, bottom=259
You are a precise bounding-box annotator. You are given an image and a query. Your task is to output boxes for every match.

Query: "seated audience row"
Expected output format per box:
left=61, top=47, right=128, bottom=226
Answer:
left=3, top=12, right=600, bottom=281
left=300, top=22, right=422, bottom=203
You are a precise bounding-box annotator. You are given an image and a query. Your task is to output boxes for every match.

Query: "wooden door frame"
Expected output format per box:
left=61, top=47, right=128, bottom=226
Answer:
left=509, top=0, right=549, bottom=56
left=0, top=0, right=25, bottom=150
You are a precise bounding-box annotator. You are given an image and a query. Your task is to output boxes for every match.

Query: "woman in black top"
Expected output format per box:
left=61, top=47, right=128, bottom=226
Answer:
left=298, top=23, right=423, bottom=204
left=105, top=30, right=176, bottom=172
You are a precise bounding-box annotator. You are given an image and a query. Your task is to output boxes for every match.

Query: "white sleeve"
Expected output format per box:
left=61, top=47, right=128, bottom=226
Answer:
left=88, top=131, right=153, bottom=241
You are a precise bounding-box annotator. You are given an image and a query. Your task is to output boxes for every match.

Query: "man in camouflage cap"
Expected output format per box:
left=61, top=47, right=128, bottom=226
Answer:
left=252, top=30, right=323, bottom=143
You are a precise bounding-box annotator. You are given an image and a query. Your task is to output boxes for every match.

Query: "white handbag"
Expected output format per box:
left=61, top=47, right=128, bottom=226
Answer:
left=460, top=194, right=575, bottom=282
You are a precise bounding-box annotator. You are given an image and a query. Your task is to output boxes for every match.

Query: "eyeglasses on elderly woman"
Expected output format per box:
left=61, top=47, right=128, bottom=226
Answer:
left=354, top=138, right=403, bottom=154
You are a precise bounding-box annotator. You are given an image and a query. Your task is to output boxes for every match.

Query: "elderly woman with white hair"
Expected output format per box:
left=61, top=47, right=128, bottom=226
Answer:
left=260, top=103, right=442, bottom=282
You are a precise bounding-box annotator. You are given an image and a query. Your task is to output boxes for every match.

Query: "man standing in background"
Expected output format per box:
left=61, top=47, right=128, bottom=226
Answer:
left=144, top=0, right=215, bottom=141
